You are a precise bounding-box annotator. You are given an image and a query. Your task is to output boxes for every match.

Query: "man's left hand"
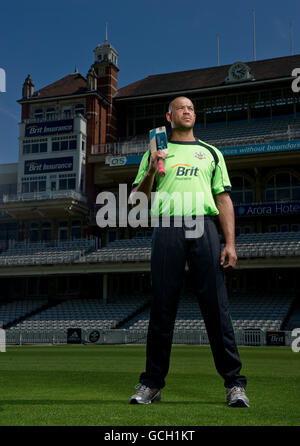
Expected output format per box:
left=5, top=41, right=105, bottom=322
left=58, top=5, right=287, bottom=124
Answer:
left=220, top=245, right=237, bottom=268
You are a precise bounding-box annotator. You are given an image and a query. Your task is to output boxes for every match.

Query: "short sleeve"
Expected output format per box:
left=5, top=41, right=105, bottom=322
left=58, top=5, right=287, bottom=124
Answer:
left=211, top=150, right=232, bottom=195
left=132, top=149, right=151, bottom=188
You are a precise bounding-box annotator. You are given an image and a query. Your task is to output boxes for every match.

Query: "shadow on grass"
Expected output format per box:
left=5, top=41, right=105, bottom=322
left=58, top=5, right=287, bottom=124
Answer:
left=0, top=399, right=227, bottom=407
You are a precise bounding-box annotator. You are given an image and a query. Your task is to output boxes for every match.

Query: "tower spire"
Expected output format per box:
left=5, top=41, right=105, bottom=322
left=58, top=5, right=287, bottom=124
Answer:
left=105, top=23, right=108, bottom=43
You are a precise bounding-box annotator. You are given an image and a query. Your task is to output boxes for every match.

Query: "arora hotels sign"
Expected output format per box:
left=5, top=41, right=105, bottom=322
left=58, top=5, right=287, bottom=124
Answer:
left=235, top=201, right=300, bottom=216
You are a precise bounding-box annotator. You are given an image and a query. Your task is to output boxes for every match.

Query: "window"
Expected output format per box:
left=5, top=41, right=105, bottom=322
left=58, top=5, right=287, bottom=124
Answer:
left=61, top=140, right=68, bottom=151
left=30, top=181, right=38, bottom=193
left=51, top=136, right=77, bottom=151
left=32, top=143, right=39, bottom=153
left=71, top=221, right=81, bottom=239
left=69, top=139, right=77, bottom=150
left=39, top=180, right=46, bottom=192
left=265, top=172, right=300, bottom=201
left=46, top=107, right=56, bottom=120
left=40, top=142, right=47, bottom=152
left=58, top=174, right=76, bottom=191
left=52, top=141, right=59, bottom=151
left=230, top=176, right=254, bottom=204
left=22, top=176, right=47, bottom=194
left=62, top=107, right=72, bottom=119
left=41, top=222, right=51, bottom=241
left=68, top=178, right=75, bottom=189
left=29, top=222, right=39, bottom=242
left=58, top=222, right=68, bottom=241
left=59, top=179, right=68, bottom=190
left=34, top=109, right=43, bottom=120
left=23, top=144, right=30, bottom=154
left=0, top=222, right=18, bottom=241
left=22, top=138, right=48, bottom=154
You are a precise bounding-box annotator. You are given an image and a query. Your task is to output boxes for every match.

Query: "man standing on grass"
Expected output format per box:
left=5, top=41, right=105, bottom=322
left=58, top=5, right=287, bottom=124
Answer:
left=129, top=96, right=249, bottom=408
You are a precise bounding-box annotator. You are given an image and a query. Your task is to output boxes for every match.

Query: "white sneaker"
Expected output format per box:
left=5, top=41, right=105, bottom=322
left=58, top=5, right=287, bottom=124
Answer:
left=130, top=384, right=161, bottom=405
left=226, top=386, right=249, bottom=407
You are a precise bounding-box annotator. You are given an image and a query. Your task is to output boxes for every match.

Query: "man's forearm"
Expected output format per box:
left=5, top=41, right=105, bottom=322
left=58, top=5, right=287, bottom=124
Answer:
left=130, top=171, right=155, bottom=202
left=215, top=193, right=235, bottom=246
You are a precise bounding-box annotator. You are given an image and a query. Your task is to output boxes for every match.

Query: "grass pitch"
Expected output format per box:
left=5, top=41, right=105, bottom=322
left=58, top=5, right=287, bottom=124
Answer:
left=0, top=344, right=299, bottom=426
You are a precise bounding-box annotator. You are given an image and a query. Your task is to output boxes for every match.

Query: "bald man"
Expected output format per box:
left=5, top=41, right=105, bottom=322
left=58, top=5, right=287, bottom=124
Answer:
left=129, top=97, right=249, bottom=408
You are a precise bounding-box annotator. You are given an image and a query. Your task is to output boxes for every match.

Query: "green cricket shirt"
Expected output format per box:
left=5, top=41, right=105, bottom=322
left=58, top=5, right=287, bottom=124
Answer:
left=132, top=138, right=231, bottom=217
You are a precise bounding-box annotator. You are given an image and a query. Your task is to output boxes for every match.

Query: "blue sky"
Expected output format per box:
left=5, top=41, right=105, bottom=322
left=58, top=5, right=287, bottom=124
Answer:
left=0, top=0, right=299, bottom=164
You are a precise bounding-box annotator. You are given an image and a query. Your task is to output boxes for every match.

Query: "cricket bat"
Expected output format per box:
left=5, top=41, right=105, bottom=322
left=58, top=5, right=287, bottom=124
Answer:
left=149, top=126, right=168, bottom=178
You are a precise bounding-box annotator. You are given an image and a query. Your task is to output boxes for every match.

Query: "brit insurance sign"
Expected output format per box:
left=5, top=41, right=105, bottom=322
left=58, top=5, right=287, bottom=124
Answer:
left=24, top=156, right=73, bottom=175
left=25, top=119, right=73, bottom=137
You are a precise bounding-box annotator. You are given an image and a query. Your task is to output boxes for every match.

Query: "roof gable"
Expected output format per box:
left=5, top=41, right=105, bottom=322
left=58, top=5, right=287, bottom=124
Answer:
left=32, top=73, right=87, bottom=99
left=116, top=54, right=300, bottom=99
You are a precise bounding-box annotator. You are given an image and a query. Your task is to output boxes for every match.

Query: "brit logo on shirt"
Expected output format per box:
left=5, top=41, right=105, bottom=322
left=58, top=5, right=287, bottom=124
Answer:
left=195, top=151, right=206, bottom=159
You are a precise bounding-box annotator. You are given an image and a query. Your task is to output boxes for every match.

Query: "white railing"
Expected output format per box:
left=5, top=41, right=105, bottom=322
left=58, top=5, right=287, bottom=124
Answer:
left=23, top=113, right=85, bottom=124
left=3, top=190, right=87, bottom=203
left=207, top=128, right=300, bottom=148
left=91, top=140, right=149, bottom=156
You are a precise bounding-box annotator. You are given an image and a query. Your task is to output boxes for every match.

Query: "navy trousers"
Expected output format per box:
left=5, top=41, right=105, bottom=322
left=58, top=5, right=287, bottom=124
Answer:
left=139, top=216, right=247, bottom=390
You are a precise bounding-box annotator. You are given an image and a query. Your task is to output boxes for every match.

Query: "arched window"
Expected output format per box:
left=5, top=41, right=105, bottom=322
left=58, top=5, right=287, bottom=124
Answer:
left=230, top=176, right=254, bottom=204
left=62, top=106, right=72, bottom=118
left=265, top=172, right=300, bottom=201
left=46, top=107, right=56, bottom=120
left=34, top=109, right=43, bottom=120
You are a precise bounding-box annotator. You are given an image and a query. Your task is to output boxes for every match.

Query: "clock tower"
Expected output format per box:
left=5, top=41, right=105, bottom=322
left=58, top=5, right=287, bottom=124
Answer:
left=93, top=26, right=119, bottom=103
left=92, top=26, right=119, bottom=142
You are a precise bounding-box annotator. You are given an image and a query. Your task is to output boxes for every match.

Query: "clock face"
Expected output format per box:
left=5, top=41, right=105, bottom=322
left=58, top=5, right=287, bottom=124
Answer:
left=231, top=63, right=248, bottom=80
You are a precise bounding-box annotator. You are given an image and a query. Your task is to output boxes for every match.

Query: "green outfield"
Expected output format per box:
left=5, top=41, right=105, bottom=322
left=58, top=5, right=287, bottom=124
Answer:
left=0, top=344, right=299, bottom=426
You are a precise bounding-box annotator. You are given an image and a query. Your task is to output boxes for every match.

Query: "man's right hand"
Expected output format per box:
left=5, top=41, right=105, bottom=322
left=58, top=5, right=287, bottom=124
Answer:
left=148, top=150, right=167, bottom=175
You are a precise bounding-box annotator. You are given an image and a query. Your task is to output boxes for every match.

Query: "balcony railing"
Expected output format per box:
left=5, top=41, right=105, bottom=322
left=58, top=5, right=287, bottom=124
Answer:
left=209, top=128, right=300, bottom=148
left=2, top=190, right=87, bottom=203
left=22, top=113, right=85, bottom=124
left=91, top=140, right=149, bottom=156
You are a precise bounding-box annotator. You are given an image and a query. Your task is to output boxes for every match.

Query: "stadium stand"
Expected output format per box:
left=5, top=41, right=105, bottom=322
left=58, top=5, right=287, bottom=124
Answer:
left=125, top=291, right=295, bottom=331
left=194, top=118, right=300, bottom=145
left=75, top=232, right=300, bottom=264
left=0, top=232, right=299, bottom=266
left=9, top=295, right=151, bottom=331
left=0, top=299, right=48, bottom=326
left=0, top=238, right=98, bottom=265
